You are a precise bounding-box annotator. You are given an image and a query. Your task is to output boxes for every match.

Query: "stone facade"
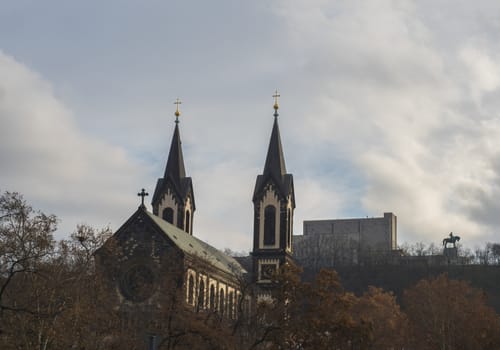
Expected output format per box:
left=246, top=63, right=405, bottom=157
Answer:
left=294, top=213, right=397, bottom=267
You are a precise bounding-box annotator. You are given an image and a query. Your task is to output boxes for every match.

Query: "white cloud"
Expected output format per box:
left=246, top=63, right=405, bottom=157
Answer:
left=3, top=0, right=500, bottom=253
left=0, top=51, right=147, bottom=237
left=191, top=159, right=255, bottom=251
left=272, top=0, right=500, bottom=246
left=460, top=45, right=500, bottom=100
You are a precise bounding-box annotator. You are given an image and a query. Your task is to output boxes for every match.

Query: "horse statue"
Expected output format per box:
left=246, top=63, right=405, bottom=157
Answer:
left=442, top=232, right=460, bottom=248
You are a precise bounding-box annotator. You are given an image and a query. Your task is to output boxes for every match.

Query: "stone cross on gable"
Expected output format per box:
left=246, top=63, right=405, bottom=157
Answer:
left=137, top=188, right=149, bottom=209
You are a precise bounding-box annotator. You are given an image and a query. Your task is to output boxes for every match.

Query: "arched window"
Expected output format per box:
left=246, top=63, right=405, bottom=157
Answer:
left=264, top=205, right=276, bottom=245
left=228, top=291, right=234, bottom=319
left=219, top=289, right=225, bottom=316
left=163, top=207, right=174, bottom=224
left=198, top=279, right=205, bottom=309
left=209, top=285, right=215, bottom=310
left=188, top=275, right=194, bottom=305
left=185, top=210, right=191, bottom=234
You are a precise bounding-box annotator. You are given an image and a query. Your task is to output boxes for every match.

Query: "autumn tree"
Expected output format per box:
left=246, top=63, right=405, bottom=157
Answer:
left=404, top=273, right=500, bottom=350
left=46, top=224, right=128, bottom=349
left=353, top=286, right=408, bottom=349
left=0, top=192, right=123, bottom=349
left=250, top=265, right=371, bottom=349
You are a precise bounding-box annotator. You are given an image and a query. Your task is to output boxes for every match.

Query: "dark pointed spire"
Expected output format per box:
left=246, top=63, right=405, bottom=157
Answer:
left=151, top=99, right=196, bottom=230
left=253, top=90, right=294, bottom=203
left=263, top=116, right=287, bottom=180
left=164, top=122, right=186, bottom=185
left=152, top=99, right=194, bottom=209
left=263, top=90, right=286, bottom=180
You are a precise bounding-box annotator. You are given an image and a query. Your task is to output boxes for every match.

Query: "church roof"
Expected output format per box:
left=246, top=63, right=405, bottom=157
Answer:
left=253, top=116, right=295, bottom=203
left=164, top=123, right=186, bottom=184
left=264, top=116, right=287, bottom=180
left=145, top=210, right=246, bottom=276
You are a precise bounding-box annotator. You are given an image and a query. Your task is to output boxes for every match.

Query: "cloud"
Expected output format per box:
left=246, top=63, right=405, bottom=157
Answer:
left=190, top=159, right=256, bottom=252
left=3, top=0, right=500, bottom=253
left=272, top=0, right=500, bottom=246
left=0, top=51, right=147, bottom=237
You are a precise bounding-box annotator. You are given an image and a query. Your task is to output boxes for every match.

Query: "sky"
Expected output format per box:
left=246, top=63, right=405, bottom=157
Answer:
left=2, top=0, right=500, bottom=252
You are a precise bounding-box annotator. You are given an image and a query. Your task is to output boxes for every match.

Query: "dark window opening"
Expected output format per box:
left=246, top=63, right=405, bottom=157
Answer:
left=188, top=275, right=194, bottom=304
left=210, top=285, right=215, bottom=310
left=163, top=207, right=174, bottom=224
left=185, top=210, right=191, bottom=234
left=219, top=289, right=225, bottom=316
left=264, top=205, right=276, bottom=245
left=198, top=280, right=205, bottom=309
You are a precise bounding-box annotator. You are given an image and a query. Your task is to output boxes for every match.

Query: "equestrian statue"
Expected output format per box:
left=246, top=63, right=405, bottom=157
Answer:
left=443, top=232, right=460, bottom=248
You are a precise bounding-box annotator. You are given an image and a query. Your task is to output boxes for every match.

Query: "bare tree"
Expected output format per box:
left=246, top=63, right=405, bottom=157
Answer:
left=0, top=191, right=57, bottom=315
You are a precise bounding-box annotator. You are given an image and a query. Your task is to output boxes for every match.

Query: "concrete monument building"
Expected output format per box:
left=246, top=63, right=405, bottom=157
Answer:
left=293, top=213, right=397, bottom=267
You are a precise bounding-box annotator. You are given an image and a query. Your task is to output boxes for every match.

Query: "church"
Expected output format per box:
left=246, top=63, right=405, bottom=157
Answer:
left=93, top=94, right=500, bottom=349
left=96, top=92, right=295, bottom=316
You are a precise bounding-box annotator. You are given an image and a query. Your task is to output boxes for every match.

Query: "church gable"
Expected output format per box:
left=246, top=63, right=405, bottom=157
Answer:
left=97, top=207, right=247, bottom=321
left=153, top=184, right=180, bottom=226
left=96, top=208, right=185, bottom=305
left=152, top=177, right=195, bottom=211
left=253, top=174, right=294, bottom=205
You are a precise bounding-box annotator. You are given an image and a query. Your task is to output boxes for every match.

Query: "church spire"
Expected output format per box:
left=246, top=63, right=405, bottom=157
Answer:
left=262, top=90, right=287, bottom=186
left=263, top=112, right=287, bottom=181
left=152, top=98, right=195, bottom=235
left=164, top=98, right=186, bottom=185
left=164, top=117, right=186, bottom=185
left=251, top=92, right=295, bottom=285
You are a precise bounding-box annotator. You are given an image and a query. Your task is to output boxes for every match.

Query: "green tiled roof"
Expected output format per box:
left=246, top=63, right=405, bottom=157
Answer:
left=146, top=211, right=246, bottom=276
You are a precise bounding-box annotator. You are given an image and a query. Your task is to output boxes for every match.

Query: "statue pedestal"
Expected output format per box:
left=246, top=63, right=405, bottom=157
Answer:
left=443, top=247, right=458, bottom=261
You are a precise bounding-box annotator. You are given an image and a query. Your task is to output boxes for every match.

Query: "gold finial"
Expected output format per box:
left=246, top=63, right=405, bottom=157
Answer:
left=273, top=89, right=280, bottom=117
left=174, top=98, right=182, bottom=123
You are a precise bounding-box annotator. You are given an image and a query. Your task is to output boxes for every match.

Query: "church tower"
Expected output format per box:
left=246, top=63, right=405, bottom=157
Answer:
left=152, top=99, right=196, bottom=235
left=252, top=91, right=295, bottom=283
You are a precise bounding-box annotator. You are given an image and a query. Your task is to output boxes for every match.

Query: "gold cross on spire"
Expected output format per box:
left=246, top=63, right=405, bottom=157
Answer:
left=273, top=89, right=280, bottom=117
left=174, top=98, right=182, bottom=123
